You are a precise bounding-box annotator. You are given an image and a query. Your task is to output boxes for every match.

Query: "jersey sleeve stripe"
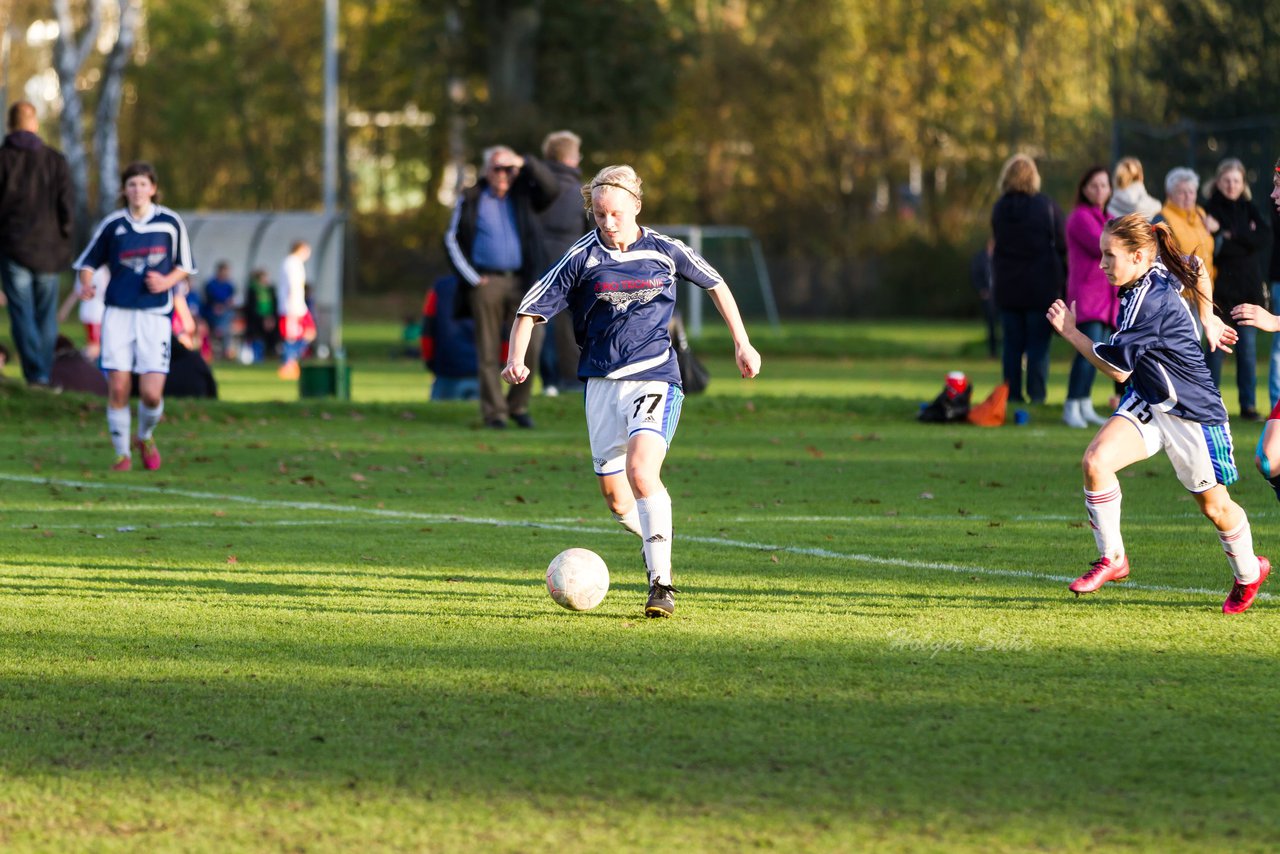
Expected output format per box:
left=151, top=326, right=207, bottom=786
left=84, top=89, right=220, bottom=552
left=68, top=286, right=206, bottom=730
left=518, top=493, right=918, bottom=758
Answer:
left=73, top=211, right=124, bottom=270
left=444, top=201, right=480, bottom=286
left=518, top=232, right=594, bottom=313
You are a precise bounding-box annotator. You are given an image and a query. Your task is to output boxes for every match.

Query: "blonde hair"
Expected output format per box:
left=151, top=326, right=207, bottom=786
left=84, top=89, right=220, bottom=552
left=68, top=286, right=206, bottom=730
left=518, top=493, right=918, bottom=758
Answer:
left=541, top=130, right=581, bottom=163
left=581, top=165, right=643, bottom=210
left=1113, top=156, right=1145, bottom=190
left=998, top=154, right=1040, bottom=194
left=1215, top=157, right=1251, bottom=200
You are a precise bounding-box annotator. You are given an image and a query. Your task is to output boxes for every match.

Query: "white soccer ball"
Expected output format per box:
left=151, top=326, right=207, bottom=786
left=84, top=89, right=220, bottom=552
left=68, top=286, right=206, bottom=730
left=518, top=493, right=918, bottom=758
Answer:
left=545, top=548, right=610, bottom=611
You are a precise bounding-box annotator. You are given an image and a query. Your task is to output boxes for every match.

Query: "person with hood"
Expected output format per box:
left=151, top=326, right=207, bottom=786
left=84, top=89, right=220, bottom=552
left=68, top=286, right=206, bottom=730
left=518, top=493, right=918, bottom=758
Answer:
left=1106, top=157, right=1162, bottom=221
left=0, top=101, right=73, bottom=389
left=1063, top=166, right=1117, bottom=428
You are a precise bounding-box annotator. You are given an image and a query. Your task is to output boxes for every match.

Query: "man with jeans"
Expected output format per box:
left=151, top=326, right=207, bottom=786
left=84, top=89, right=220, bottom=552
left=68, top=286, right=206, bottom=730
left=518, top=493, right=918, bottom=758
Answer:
left=444, top=145, right=559, bottom=428
left=0, top=102, right=73, bottom=387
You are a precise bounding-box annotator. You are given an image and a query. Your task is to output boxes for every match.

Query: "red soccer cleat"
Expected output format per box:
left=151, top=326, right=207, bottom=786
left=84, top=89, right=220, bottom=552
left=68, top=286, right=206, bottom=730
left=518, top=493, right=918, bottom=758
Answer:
left=110, top=454, right=132, bottom=472
left=134, top=437, right=162, bottom=471
left=1223, top=556, right=1270, bottom=614
left=1069, top=555, right=1130, bottom=596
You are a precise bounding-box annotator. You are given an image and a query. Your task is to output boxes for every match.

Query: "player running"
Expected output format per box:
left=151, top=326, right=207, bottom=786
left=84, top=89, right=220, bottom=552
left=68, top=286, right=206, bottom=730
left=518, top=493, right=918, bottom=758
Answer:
left=75, top=162, right=195, bottom=472
left=1047, top=212, right=1268, bottom=613
left=501, top=165, right=762, bottom=617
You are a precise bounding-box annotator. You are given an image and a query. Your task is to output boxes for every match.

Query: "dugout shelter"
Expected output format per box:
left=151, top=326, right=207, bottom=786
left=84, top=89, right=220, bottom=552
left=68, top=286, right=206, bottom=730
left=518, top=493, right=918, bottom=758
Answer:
left=178, top=211, right=347, bottom=355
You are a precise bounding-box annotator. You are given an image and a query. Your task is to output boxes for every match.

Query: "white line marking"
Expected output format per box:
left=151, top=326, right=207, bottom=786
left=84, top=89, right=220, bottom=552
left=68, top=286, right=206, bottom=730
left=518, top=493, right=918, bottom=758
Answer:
left=0, top=472, right=1264, bottom=600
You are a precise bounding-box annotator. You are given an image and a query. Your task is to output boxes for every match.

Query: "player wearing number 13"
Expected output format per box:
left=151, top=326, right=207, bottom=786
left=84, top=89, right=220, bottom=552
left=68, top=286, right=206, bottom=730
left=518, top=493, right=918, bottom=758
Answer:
left=1047, top=213, right=1269, bottom=613
left=502, top=165, right=762, bottom=617
left=74, top=161, right=195, bottom=472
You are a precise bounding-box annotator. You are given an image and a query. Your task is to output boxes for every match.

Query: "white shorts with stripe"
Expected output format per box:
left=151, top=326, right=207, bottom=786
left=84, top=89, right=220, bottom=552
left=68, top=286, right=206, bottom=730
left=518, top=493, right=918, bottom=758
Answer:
left=584, top=377, right=685, bottom=476
left=100, top=306, right=171, bottom=375
left=1114, top=389, right=1238, bottom=492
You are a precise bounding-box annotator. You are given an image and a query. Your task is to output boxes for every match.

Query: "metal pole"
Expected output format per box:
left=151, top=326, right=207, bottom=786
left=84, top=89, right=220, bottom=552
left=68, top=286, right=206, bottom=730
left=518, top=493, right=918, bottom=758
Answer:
left=323, top=0, right=338, bottom=214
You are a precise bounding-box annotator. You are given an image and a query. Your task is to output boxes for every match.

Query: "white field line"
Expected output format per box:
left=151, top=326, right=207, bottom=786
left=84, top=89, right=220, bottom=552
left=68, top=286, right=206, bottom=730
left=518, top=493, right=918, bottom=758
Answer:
left=0, top=472, right=1264, bottom=600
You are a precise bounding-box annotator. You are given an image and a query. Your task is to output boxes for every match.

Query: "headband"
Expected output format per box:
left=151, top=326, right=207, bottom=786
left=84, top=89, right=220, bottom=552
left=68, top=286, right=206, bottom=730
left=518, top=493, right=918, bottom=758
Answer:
left=592, top=181, right=641, bottom=201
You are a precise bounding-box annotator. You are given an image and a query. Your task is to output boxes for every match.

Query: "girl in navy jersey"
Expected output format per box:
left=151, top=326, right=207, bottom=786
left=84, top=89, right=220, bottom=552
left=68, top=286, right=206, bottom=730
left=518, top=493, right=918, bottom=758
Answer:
left=76, top=162, right=195, bottom=472
left=1047, top=213, right=1268, bottom=613
left=502, top=165, right=762, bottom=617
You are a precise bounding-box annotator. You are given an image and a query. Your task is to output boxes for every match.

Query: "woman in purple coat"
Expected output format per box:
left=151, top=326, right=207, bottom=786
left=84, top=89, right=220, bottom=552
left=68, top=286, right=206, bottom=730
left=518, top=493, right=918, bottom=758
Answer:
left=1063, top=166, right=1119, bottom=428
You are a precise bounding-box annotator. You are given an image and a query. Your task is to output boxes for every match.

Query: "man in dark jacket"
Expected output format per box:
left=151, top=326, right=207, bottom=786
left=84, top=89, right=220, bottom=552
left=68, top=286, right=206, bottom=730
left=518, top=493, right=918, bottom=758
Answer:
left=444, top=145, right=559, bottom=428
left=0, top=101, right=73, bottom=388
left=537, top=130, right=591, bottom=394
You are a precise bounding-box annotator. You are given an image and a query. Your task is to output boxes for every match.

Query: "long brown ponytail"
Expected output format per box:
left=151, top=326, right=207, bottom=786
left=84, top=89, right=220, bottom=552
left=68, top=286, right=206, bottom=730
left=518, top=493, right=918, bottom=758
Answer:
left=1104, top=213, right=1208, bottom=312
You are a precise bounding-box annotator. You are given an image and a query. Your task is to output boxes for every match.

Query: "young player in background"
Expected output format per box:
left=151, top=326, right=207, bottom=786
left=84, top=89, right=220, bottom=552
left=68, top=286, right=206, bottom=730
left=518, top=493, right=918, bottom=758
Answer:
left=1047, top=213, right=1267, bottom=613
left=75, top=161, right=195, bottom=471
left=502, top=165, right=762, bottom=617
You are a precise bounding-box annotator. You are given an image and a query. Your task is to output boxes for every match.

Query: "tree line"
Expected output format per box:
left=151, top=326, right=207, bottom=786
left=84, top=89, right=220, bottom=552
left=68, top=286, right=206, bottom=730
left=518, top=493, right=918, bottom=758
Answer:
left=5, top=0, right=1280, bottom=315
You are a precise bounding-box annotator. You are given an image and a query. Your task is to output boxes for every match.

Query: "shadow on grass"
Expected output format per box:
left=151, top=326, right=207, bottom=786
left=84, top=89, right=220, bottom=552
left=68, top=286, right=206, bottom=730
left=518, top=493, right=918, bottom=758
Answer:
left=0, top=625, right=1277, bottom=846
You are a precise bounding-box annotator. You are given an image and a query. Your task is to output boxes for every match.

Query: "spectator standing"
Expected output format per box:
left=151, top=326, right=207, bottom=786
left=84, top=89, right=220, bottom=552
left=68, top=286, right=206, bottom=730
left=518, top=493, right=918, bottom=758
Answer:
left=968, top=237, right=998, bottom=359
left=241, top=268, right=276, bottom=363
left=276, top=240, right=310, bottom=380
left=537, top=130, right=592, bottom=395
left=202, top=261, right=237, bottom=360
left=0, top=101, right=73, bottom=388
left=991, top=154, right=1066, bottom=404
left=1204, top=157, right=1272, bottom=420
left=1106, top=157, right=1162, bottom=220
left=1157, top=167, right=1217, bottom=289
left=1063, top=166, right=1117, bottom=428
left=444, top=145, right=560, bottom=428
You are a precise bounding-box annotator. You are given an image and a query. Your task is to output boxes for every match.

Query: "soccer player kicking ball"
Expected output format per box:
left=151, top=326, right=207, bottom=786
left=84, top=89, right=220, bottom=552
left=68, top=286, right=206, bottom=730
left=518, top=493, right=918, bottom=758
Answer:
left=75, top=162, right=195, bottom=472
left=1047, top=213, right=1269, bottom=613
left=502, top=165, right=762, bottom=617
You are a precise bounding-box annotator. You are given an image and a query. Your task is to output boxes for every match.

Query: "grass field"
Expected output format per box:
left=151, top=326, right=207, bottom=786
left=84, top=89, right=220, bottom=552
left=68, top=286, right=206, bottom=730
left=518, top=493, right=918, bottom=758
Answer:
left=2, top=317, right=1279, bottom=852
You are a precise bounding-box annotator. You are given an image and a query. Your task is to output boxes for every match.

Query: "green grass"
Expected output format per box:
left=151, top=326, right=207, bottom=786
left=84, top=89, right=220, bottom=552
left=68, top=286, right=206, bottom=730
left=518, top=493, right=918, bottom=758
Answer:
left=2, top=319, right=1279, bottom=852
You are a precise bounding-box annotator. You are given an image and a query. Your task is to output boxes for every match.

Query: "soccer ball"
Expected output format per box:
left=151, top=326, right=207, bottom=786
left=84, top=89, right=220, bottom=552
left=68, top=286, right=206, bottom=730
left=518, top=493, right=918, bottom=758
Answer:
left=545, top=548, right=610, bottom=611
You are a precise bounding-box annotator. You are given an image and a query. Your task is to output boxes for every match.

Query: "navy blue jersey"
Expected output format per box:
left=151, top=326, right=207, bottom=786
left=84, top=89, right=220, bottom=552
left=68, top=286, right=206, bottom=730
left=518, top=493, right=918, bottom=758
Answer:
left=517, top=227, right=724, bottom=384
left=74, top=205, right=195, bottom=314
left=1093, top=261, right=1227, bottom=424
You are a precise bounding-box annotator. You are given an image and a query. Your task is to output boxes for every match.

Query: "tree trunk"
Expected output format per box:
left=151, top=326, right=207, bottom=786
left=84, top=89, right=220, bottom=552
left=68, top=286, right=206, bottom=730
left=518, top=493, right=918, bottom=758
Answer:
left=53, top=0, right=102, bottom=247
left=93, top=0, right=140, bottom=218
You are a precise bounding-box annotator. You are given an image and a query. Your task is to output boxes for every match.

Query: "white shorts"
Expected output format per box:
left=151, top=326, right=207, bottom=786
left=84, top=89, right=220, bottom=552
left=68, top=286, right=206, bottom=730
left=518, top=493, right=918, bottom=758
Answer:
left=101, top=307, right=172, bottom=375
left=1114, top=390, right=1238, bottom=492
left=585, top=377, right=685, bottom=476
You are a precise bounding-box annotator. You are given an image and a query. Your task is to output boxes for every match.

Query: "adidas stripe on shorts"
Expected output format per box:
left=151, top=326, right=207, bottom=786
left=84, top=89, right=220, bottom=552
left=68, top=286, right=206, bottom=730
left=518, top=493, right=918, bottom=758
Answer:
left=585, top=377, right=685, bottom=476
left=1114, top=389, right=1238, bottom=492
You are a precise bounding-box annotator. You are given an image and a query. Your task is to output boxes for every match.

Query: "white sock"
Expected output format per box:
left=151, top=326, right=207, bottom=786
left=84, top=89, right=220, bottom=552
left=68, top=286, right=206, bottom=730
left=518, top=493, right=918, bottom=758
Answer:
left=137, top=400, right=164, bottom=440
left=613, top=506, right=642, bottom=538
left=1084, top=485, right=1124, bottom=560
left=1219, top=517, right=1261, bottom=583
left=637, top=489, right=673, bottom=586
left=107, top=407, right=131, bottom=457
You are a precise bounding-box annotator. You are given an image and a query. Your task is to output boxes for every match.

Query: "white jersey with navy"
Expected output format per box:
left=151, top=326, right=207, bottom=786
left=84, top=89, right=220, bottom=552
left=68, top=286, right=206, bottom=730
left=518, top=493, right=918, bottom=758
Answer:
left=74, top=205, right=195, bottom=315
left=517, top=227, right=723, bottom=385
left=1093, top=261, right=1227, bottom=425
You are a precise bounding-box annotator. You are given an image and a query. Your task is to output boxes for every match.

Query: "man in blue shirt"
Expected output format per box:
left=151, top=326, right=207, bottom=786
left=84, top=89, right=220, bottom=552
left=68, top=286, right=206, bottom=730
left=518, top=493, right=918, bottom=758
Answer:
left=203, top=261, right=237, bottom=360
left=444, top=145, right=559, bottom=428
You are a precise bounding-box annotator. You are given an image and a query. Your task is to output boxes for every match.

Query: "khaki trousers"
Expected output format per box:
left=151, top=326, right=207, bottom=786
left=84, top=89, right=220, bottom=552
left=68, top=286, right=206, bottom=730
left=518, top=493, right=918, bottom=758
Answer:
left=471, top=272, right=544, bottom=423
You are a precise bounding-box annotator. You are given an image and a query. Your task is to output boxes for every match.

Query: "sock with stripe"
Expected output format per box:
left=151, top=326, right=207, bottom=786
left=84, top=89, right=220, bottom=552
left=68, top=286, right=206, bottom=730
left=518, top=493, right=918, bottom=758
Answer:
left=137, top=401, right=164, bottom=440
left=1084, top=484, right=1124, bottom=560
left=107, top=407, right=131, bottom=457
left=637, top=489, right=673, bottom=586
left=1219, top=516, right=1261, bottom=584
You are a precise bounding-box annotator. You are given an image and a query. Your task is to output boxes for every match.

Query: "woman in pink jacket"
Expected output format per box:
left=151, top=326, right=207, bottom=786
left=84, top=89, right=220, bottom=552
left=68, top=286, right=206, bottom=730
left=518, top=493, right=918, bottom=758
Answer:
left=1063, top=166, right=1119, bottom=427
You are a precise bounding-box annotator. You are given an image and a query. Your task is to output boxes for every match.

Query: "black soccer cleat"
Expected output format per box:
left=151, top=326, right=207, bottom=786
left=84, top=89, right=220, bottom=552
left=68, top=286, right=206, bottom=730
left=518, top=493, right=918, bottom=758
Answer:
left=645, top=582, right=679, bottom=618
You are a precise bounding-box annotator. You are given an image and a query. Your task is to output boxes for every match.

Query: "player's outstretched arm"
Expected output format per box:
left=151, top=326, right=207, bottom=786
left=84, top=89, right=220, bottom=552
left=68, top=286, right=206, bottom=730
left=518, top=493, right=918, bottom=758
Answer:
left=502, top=314, right=537, bottom=385
left=1231, top=303, right=1280, bottom=333
left=1048, top=299, right=1132, bottom=383
left=706, top=284, right=761, bottom=378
